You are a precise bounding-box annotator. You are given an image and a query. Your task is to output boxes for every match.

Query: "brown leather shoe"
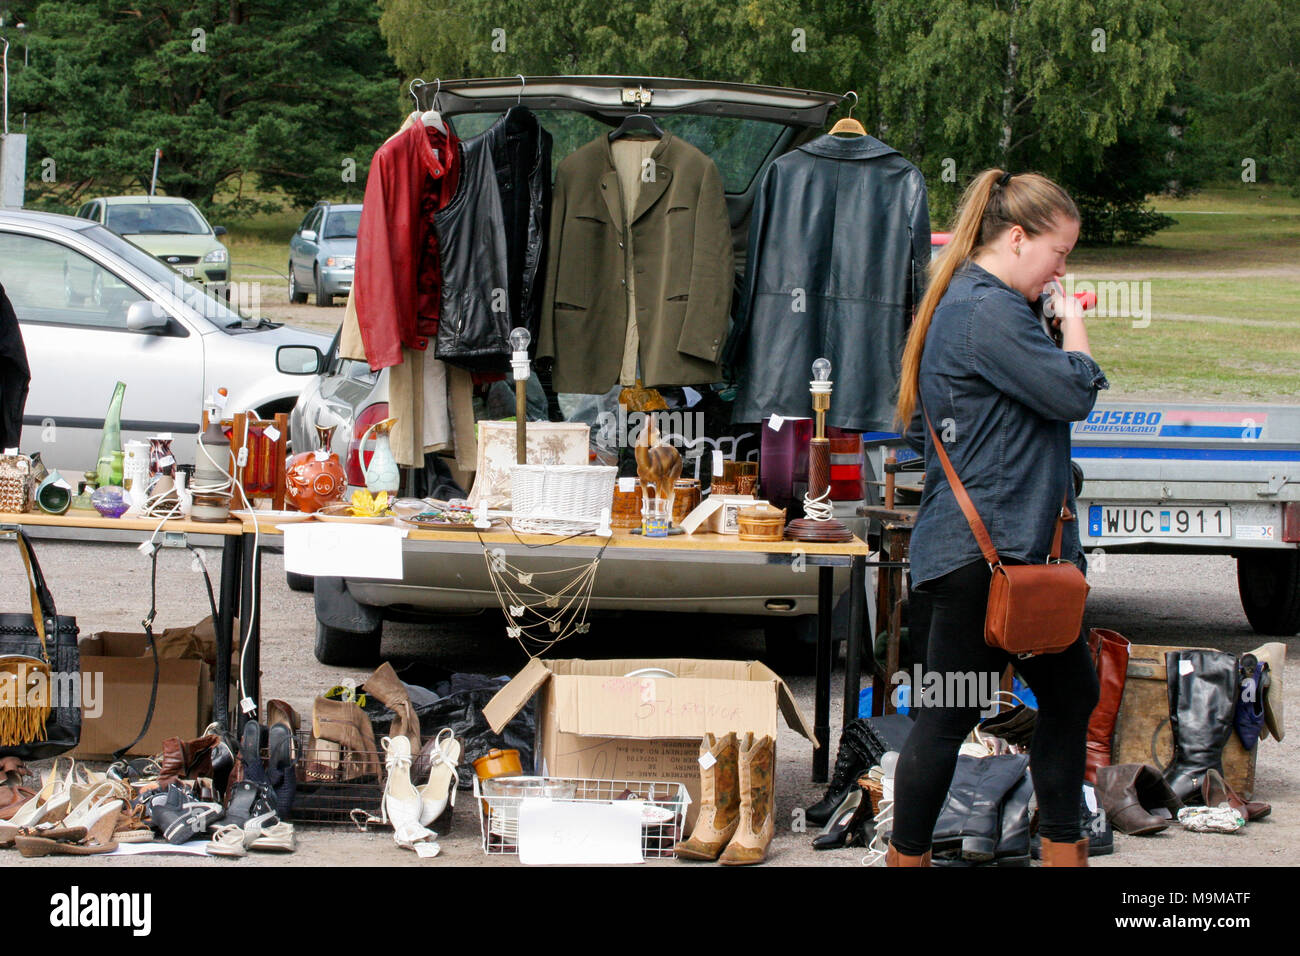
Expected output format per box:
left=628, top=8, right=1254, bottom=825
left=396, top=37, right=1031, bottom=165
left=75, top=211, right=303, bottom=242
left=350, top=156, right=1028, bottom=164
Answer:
left=311, top=697, right=381, bottom=780
left=1202, top=768, right=1270, bottom=821
left=362, top=662, right=420, bottom=753
left=885, top=843, right=932, bottom=866
left=1096, top=764, right=1176, bottom=835
left=1085, top=628, right=1130, bottom=784
left=1039, top=837, right=1088, bottom=866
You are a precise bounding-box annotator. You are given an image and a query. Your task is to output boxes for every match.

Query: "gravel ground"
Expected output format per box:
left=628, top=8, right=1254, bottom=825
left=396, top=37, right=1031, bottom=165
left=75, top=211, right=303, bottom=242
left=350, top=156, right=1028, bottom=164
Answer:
left=0, top=538, right=1293, bottom=868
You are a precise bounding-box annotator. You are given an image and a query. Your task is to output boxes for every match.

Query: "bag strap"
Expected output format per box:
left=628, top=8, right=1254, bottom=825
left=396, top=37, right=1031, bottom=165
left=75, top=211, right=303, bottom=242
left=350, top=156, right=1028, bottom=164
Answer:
left=922, top=407, right=1072, bottom=565
left=11, top=529, right=55, bottom=666
left=113, top=541, right=222, bottom=762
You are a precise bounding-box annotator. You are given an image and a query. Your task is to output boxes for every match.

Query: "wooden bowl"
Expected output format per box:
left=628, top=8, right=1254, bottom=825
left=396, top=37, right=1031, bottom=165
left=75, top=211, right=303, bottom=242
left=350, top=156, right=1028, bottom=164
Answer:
left=737, top=504, right=787, bottom=542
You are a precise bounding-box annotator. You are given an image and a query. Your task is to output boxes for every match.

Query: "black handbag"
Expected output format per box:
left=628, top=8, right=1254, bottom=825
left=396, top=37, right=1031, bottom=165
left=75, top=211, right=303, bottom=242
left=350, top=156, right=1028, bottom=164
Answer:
left=0, top=528, right=81, bottom=760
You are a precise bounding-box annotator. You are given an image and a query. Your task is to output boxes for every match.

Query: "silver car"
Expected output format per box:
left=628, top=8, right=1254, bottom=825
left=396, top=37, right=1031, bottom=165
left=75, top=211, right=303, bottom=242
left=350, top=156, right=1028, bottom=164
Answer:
left=1, top=208, right=330, bottom=471
left=288, top=202, right=359, bottom=307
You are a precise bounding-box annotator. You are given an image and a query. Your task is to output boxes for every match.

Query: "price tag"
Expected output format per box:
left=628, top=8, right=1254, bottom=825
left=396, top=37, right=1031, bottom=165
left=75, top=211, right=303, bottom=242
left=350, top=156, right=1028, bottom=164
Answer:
left=2, top=448, right=16, bottom=455
left=262, top=426, right=280, bottom=444
left=53, top=478, right=72, bottom=491
left=698, top=751, right=717, bottom=770
left=768, top=415, right=785, bottom=431
left=712, top=450, right=724, bottom=476
left=618, top=477, right=637, bottom=493
left=1179, top=660, right=1194, bottom=677
left=158, top=455, right=176, bottom=469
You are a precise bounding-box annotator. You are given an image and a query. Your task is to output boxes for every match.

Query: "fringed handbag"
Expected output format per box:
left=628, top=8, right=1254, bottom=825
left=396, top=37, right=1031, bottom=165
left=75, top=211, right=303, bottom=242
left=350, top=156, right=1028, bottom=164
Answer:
left=0, top=527, right=81, bottom=759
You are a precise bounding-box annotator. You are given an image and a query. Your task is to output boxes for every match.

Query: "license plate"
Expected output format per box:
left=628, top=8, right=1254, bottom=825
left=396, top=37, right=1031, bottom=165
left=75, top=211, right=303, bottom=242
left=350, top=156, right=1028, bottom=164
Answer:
left=1088, top=505, right=1232, bottom=538
left=177, top=266, right=195, bottom=277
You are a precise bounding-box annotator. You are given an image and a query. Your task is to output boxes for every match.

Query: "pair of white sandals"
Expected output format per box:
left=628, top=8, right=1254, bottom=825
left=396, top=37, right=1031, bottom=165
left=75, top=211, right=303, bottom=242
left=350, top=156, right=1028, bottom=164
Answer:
left=353, top=729, right=461, bottom=858
left=208, top=811, right=296, bottom=856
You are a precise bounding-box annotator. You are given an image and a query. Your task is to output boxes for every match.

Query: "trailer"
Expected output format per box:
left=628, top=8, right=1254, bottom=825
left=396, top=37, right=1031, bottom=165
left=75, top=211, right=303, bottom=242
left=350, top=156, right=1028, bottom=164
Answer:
left=1072, top=401, right=1300, bottom=635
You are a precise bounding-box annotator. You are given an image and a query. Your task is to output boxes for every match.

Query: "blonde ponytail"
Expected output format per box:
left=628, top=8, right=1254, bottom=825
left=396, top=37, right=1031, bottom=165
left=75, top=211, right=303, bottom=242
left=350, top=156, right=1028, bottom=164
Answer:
left=895, top=169, right=1080, bottom=426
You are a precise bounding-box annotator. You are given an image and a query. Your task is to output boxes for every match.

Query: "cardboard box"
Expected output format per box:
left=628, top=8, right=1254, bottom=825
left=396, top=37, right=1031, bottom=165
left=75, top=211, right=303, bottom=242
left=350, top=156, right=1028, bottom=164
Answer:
left=73, top=632, right=223, bottom=759
left=1114, top=644, right=1257, bottom=799
left=484, top=658, right=816, bottom=828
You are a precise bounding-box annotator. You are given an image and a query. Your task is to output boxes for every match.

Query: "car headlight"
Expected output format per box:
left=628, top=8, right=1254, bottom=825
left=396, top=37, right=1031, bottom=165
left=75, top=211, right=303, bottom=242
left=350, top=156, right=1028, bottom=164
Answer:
left=324, top=256, right=355, bottom=268
left=203, top=248, right=228, bottom=264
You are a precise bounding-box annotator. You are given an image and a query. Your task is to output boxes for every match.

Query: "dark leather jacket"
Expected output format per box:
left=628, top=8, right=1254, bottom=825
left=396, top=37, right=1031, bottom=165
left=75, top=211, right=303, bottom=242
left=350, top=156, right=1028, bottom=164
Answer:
left=435, top=107, right=552, bottom=370
left=726, top=133, right=931, bottom=431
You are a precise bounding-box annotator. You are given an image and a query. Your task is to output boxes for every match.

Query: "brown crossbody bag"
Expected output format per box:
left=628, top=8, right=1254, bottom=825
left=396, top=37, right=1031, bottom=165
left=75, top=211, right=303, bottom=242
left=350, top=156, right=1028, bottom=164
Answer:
left=924, top=410, right=1089, bottom=657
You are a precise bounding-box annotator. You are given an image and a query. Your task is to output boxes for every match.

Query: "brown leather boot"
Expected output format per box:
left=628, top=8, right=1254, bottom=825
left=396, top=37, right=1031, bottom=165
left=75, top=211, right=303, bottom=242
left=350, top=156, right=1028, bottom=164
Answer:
left=156, top=734, right=219, bottom=791
left=311, top=698, right=381, bottom=780
left=362, top=662, right=420, bottom=753
left=675, top=732, right=739, bottom=860
left=885, top=843, right=932, bottom=866
left=1040, top=837, right=1089, bottom=867
left=1085, top=628, right=1130, bottom=785
left=719, top=732, right=775, bottom=865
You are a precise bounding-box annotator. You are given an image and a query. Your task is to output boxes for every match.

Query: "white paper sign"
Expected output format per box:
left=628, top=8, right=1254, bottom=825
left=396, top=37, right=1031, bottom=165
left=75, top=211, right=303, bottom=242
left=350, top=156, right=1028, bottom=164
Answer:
left=282, top=524, right=404, bottom=579
left=517, top=799, right=644, bottom=865
left=768, top=414, right=785, bottom=431
left=262, top=426, right=280, bottom=444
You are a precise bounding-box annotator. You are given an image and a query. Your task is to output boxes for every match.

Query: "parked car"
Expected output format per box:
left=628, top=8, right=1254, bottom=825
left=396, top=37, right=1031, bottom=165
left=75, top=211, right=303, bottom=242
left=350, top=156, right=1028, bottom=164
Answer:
left=288, top=202, right=360, bottom=307
left=281, top=76, right=872, bottom=666
left=1, top=208, right=330, bottom=473
left=74, top=196, right=231, bottom=299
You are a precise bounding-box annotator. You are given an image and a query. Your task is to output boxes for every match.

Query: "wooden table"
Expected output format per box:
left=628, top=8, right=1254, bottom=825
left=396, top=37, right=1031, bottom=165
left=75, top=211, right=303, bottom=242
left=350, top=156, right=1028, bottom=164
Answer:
left=261, top=520, right=872, bottom=783
left=0, top=510, right=250, bottom=732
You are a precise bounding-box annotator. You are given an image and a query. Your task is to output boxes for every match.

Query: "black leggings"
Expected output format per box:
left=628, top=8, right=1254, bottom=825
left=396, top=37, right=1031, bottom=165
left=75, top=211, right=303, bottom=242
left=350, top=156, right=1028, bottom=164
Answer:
left=890, top=558, right=1099, bottom=854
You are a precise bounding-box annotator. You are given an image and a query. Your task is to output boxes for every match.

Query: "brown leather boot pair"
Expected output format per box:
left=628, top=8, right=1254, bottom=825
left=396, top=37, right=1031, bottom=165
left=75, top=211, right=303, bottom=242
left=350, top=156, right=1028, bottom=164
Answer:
left=675, top=732, right=775, bottom=865
left=308, top=698, right=381, bottom=781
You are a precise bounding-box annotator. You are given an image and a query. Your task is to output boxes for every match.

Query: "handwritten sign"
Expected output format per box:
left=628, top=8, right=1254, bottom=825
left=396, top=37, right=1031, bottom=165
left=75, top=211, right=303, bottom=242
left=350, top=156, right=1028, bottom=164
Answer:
left=282, top=524, right=404, bottom=579
left=517, top=799, right=643, bottom=865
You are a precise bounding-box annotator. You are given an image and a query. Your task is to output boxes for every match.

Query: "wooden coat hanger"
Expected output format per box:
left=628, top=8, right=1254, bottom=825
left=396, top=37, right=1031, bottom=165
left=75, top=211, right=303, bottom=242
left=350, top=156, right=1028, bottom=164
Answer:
left=828, top=91, right=866, bottom=137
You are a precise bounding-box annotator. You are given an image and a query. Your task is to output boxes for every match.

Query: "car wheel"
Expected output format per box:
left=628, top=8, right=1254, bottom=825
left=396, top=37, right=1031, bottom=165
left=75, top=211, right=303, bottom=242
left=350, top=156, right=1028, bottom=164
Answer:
left=314, top=618, right=381, bottom=666
left=314, top=266, right=332, bottom=307
left=286, top=570, right=315, bottom=593
left=1237, top=551, right=1300, bottom=635
left=288, top=263, right=307, bottom=303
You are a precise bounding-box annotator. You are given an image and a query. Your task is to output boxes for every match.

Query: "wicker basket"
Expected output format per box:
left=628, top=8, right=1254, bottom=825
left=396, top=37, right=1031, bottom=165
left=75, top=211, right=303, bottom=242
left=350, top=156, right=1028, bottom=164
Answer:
left=509, top=464, right=617, bottom=535
left=737, top=504, right=786, bottom=541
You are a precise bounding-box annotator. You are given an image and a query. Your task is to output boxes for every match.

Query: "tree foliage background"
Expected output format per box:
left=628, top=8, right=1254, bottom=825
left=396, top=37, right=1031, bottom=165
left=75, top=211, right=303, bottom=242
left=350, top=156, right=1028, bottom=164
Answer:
left=4, top=0, right=1296, bottom=241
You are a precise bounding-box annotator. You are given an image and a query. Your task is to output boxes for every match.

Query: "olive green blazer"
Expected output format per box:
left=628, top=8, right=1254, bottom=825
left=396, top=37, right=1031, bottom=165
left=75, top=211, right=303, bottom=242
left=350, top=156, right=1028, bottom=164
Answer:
left=537, top=131, right=734, bottom=393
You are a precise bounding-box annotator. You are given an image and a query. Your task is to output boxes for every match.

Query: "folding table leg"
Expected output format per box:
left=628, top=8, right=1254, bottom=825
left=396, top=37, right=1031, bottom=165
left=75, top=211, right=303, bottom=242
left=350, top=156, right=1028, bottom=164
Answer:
left=214, top=534, right=241, bottom=733
left=843, top=553, right=865, bottom=731
left=813, top=565, right=833, bottom=783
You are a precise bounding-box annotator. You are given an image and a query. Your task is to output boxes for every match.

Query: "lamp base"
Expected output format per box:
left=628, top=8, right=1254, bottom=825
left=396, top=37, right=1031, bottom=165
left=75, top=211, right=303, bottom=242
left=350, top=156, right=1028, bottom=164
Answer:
left=784, top=517, right=855, bottom=543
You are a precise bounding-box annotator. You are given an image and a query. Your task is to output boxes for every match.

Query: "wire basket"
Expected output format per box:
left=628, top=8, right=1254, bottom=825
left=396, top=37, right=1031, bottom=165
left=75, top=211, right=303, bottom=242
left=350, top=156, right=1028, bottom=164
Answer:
left=286, top=730, right=387, bottom=826
left=473, top=775, right=689, bottom=858
left=509, top=464, right=616, bottom=535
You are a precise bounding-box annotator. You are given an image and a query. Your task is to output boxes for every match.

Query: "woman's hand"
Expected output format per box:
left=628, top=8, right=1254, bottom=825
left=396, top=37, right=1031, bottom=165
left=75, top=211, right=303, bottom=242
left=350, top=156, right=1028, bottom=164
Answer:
left=1047, top=279, right=1092, bottom=355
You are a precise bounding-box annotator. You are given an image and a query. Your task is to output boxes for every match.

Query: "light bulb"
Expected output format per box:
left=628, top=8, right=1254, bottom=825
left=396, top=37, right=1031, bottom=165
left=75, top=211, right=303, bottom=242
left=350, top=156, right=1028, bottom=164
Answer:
left=812, top=357, right=832, bottom=382
left=509, top=327, right=531, bottom=352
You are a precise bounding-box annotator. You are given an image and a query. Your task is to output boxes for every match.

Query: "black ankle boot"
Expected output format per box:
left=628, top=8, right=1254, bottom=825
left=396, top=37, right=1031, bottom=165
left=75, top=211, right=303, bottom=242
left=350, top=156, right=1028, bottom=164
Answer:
left=1163, top=650, right=1239, bottom=804
left=805, top=731, right=867, bottom=827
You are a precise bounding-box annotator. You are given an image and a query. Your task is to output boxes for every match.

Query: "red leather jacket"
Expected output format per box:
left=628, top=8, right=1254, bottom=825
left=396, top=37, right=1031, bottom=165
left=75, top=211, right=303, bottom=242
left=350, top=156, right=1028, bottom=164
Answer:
left=353, top=121, right=460, bottom=370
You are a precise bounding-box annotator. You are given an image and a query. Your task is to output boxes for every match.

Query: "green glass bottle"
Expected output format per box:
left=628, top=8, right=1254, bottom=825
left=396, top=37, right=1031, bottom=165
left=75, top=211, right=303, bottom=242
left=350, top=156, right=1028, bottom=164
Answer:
left=96, top=381, right=126, bottom=478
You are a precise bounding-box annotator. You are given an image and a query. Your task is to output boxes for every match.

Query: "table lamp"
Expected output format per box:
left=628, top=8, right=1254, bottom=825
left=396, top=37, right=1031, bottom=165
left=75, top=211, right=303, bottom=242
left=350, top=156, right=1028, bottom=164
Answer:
left=785, top=358, right=854, bottom=543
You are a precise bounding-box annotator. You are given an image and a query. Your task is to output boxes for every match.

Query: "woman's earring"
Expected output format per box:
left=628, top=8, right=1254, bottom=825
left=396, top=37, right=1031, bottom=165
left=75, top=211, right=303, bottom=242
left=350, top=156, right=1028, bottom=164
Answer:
left=1014, top=245, right=1021, bottom=256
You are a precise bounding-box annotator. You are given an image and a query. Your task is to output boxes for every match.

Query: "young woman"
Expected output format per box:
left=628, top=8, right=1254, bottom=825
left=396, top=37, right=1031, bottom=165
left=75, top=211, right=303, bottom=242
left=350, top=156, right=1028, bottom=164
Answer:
left=889, top=169, right=1109, bottom=867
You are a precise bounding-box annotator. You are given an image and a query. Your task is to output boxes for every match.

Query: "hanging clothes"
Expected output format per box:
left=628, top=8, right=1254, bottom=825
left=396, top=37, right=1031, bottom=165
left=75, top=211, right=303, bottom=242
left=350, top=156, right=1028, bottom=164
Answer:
left=726, top=133, right=931, bottom=432
left=0, top=282, right=30, bottom=450
left=352, top=117, right=460, bottom=370
left=433, top=106, right=552, bottom=371
left=341, top=114, right=475, bottom=471
left=538, top=130, right=733, bottom=394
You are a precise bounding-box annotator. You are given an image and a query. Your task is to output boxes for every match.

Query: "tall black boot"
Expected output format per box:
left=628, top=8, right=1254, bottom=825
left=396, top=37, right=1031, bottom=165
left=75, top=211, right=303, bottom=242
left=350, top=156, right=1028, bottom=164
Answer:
left=805, top=722, right=871, bottom=826
left=1163, top=650, right=1239, bottom=805
left=994, top=769, right=1035, bottom=866
left=931, top=753, right=1030, bottom=863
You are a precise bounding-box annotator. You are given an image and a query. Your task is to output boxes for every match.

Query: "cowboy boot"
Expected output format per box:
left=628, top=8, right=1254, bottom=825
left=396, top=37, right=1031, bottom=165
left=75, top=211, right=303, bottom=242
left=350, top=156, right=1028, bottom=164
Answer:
left=1084, top=628, right=1130, bottom=784
left=885, top=844, right=932, bottom=866
left=312, top=697, right=381, bottom=780
left=674, top=732, right=739, bottom=861
left=1039, top=837, right=1088, bottom=867
left=362, top=662, right=421, bottom=754
left=1163, top=650, right=1239, bottom=804
left=719, top=732, right=775, bottom=865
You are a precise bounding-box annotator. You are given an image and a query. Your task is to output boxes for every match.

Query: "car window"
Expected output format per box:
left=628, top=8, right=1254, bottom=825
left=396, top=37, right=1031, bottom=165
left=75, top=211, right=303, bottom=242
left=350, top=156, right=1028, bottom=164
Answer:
left=450, top=111, right=786, bottom=194
left=321, top=209, right=360, bottom=240
left=0, top=232, right=144, bottom=330
left=306, top=208, right=323, bottom=235
left=299, top=210, right=317, bottom=232
left=104, top=202, right=210, bottom=236
left=75, top=203, right=94, bottom=219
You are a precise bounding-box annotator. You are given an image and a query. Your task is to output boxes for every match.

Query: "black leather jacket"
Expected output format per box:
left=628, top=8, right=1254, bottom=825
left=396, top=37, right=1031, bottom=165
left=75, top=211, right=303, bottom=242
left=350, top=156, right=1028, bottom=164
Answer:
left=726, top=133, right=931, bottom=432
left=435, top=107, right=552, bottom=370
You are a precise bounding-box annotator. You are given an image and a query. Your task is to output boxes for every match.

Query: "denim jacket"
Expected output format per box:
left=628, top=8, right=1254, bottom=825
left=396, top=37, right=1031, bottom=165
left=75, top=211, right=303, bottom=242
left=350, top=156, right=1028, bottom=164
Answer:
left=904, top=262, right=1109, bottom=588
